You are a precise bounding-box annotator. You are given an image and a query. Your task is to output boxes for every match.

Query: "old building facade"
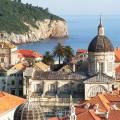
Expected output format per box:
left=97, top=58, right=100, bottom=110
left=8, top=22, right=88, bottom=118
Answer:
left=23, top=67, right=86, bottom=117
left=0, top=40, right=17, bottom=68
left=84, top=19, right=116, bottom=100
left=88, top=19, right=115, bottom=78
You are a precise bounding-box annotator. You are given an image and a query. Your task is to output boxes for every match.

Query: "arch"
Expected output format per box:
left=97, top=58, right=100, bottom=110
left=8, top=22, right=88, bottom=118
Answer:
left=87, top=85, right=107, bottom=98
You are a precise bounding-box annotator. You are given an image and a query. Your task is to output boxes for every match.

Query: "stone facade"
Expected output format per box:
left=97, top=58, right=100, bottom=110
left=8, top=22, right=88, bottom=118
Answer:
left=23, top=68, right=85, bottom=117
left=85, top=19, right=116, bottom=100
left=88, top=52, right=115, bottom=77
left=0, top=69, right=23, bottom=96
left=0, top=40, right=17, bottom=68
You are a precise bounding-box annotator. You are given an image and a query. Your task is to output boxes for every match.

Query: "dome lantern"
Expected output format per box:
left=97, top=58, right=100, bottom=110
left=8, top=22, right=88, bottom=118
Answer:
left=98, top=17, right=105, bottom=36
left=88, top=18, right=114, bottom=52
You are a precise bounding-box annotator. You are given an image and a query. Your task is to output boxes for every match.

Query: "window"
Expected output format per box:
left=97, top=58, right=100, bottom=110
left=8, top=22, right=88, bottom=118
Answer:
left=0, top=73, right=5, bottom=76
left=35, top=84, right=43, bottom=92
left=2, top=86, right=5, bottom=91
left=19, top=89, right=23, bottom=96
left=77, top=84, right=84, bottom=93
left=108, top=62, right=112, bottom=72
left=11, top=80, right=15, bottom=85
left=49, top=84, right=56, bottom=92
left=99, top=62, right=104, bottom=73
left=19, top=80, right=23, bottom=85
left=1, top=57, right=4, bottom=62
left=11, top=89, right=15, bottom=95
left=88, top=85, right=107, bottom=98
left=63, top=84, right=69, bottom=92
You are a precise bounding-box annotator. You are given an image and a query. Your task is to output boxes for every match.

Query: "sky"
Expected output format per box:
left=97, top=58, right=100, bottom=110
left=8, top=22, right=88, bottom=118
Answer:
left=22, top=0, right=120, bottom=15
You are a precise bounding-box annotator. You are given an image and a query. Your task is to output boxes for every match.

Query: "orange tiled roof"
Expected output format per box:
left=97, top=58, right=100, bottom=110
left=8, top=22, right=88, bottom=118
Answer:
left=76, top=109, right=120, bottom=120
left=35, top=62, right=50, bottom=71
left=115, top=65, right=120, bottom=73
left=48, top=117, right=63, bottom=120
left=114, top=48, right=120, bottom=62
left=0, top=92, right=26, bottom=114
left=85, top=94, right=110, bottom=112
left=7, top=63, right=26, bottom=75
left=76, top=49, right=88, bottom=54
left=108, top=110, right=120, bottom=120
left=75, top=107, right=88, bottom=115
left=77, top=110, right=101, bottom=120
left=104, top=93, right=120, bottom=102
left=17, top=49, right=43, bottom=59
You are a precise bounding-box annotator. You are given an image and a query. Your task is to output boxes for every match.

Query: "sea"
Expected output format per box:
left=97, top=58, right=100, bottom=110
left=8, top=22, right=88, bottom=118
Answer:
left=18, top=15, right=120, bottom=54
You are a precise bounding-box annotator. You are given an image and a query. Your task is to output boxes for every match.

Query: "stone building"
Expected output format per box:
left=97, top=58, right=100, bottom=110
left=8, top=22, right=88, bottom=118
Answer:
left=0, top=40, right=17, bottom=68
left=84, top=18, right=116, bottom=100
left=84, top=73, right=115, bottom=100
left=88, top=19, right=115, bottom=78
left=16, top=49, right=43, bottom=63
left=0, top=92, right=25, bottom=120
left=23, top=67, right=86, bottom=117
left=0, top=63, right=25, bottom=96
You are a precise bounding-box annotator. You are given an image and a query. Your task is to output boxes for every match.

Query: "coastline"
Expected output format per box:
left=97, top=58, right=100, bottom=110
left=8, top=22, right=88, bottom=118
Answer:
left=15, top=36, right=69, bottom=45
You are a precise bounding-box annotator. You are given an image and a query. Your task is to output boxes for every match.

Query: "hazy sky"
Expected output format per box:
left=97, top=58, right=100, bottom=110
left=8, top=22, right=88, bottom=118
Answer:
left=22, top=0, right=120, bottom=15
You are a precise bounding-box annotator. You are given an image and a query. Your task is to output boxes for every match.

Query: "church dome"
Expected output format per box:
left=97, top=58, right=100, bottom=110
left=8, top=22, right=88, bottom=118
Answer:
left=88, top=18, right=114, bottom=52
left=88, top=35, right=114, bottom=52
left=14, top=101, right=45, bottom=120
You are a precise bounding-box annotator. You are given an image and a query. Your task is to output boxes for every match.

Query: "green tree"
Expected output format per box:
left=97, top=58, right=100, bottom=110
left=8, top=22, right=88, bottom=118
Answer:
left=53, top=43, right=65, bottom=65
left=42, top=51, right=54, bottom=66
left=64, top=46, right=74, bottom=63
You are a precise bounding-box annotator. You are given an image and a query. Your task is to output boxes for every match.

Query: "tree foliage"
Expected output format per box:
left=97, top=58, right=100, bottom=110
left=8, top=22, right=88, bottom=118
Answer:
left=53, top=43, right=74, bottom=65
left=0, top=0, right=64, bottom=34
left=42, top=51, right=54, bottom=66
left=53, top=43, right=65, bottom=65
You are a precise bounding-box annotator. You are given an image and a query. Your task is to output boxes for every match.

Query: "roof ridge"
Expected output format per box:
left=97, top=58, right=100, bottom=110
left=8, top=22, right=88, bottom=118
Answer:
left=98, top=94, right=110, bottom=111
left=89, top=110, right=99, bottom=120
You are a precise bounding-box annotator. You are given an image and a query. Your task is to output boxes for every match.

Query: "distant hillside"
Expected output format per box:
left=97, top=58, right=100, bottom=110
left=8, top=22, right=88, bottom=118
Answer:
left=0, top=0, right=64, bottom=34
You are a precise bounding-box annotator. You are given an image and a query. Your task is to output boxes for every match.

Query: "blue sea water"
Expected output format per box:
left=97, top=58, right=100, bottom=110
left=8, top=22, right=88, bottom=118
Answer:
left=18, top=15, right=120, bottom=54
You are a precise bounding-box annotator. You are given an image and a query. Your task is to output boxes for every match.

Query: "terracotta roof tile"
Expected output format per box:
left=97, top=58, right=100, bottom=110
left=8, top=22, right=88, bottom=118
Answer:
left=114, top=48, right=120, bottom=62
left=7, top=63, right=26, bottom=75
left=76, top=49, right=88, bottom=54
left=17, top=49, right=43, bottom=59
left=35, top=62, right=50, bottom=71
left=116, top=65, right=120, bottom=73
left=77, top=110, right=101, bottom=120
left=48, top=117, right=63, bottom=120
left=104, top=93, right=120, bottom=102
left=0, top=92, right=26, bottom=114
left=86, top=94, right=110, bottom=112
left=108, top=110, right=120, bottom=120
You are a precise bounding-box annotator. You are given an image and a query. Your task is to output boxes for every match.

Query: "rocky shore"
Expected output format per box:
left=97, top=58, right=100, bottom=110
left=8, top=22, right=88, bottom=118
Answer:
left=1, top=19, right=68, bottom=44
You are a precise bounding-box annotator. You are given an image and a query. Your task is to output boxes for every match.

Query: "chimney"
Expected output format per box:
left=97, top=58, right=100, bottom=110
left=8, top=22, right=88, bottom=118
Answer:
left=105, top=111, right=109, bottom=119
left=73, top=64, right=76, bottom=73
left=84, top=103, right=90, bottom=109
left=70, top=105, right=76, bottom=120
left=95, top=104, right=99, bottom=113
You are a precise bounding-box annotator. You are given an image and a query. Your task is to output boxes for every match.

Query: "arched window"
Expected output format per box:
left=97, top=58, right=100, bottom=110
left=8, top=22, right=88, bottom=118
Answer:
left=49, top=84, right=56, bottom=92
left=87, top=85, right=107, bottom=98
left=77, top=84, right=84, bottom=93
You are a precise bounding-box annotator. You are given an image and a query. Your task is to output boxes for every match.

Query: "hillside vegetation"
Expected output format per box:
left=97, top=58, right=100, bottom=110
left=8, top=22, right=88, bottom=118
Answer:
left=0, top=0, right=64, bottom=34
